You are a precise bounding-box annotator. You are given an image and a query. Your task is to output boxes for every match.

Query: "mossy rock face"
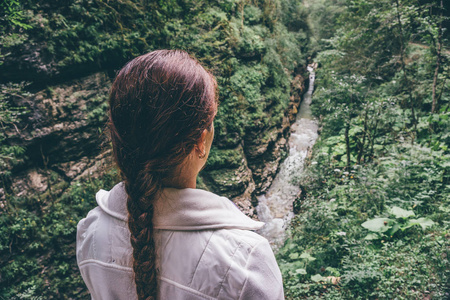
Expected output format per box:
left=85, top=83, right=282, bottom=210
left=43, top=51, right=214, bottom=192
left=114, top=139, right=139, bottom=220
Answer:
left=1, top=0, right=308, bottom=199
left=2, top=68, right=301, bottom=203
left=201, top=163, right=253, bottom=199
left=2, top=73, right=111, bottom=173
left=10, top=169, right=68, bottom=200
left=204, top=147, right=244, bottom=171
left=0, top=0, right=158, bottom=83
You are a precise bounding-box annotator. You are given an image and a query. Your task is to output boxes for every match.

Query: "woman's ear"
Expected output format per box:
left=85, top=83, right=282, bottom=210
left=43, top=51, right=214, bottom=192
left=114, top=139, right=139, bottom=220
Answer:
left=195, top=129, right=208, bottom=158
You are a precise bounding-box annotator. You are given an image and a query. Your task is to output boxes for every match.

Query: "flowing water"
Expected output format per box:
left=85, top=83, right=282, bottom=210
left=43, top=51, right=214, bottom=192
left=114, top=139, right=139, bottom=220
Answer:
left=256, top=67, right=319, bottom=250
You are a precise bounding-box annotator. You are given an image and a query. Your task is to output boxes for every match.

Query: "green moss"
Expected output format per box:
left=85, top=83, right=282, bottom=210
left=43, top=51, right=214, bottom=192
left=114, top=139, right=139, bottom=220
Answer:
left=204, top=147, right=244, bottom=171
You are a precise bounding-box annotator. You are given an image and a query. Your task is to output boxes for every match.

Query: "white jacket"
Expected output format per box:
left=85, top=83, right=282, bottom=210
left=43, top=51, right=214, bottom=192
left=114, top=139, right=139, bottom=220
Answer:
left=76, top=182, right=284, bottom=300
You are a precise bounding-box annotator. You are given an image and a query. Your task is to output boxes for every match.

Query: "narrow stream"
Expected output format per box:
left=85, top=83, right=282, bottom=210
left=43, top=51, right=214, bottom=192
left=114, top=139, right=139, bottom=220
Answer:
left=256, top=66, right=319, bottom=250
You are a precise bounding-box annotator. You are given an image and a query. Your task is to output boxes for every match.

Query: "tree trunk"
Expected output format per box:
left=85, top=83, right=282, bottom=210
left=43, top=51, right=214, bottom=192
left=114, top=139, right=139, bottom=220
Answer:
left=432, top=0, right=443, bottom=113
left=357, top=106, right=368, bottom=164
left=395, top=0, right=417, bottom=135
left=345, top=120, right=351, bottom=169
left=368, top=117, right=379, bottom=163
left=437, top=66, right=448, bottom=104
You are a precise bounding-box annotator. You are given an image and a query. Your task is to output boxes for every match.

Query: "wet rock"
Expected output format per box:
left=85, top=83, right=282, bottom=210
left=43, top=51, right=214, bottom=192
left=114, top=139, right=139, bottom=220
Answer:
left=232, top=179, right=257, bottom=219
left=5, top=72, right=111, bottom=171
left=0, top=42, right=57, bottom=83
left=58, top=150, right=113, bottom=181
left=203, top=163, right=253, bottom=199
left=246, top=128, right=288, bottom=194
left=27, top=170, right=48, bottom=192
left=10, top=168, right=67, bottom=199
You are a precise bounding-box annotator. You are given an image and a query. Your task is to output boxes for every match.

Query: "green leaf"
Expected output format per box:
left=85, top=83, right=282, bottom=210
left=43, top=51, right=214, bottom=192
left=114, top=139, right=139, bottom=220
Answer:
left=361, top=218, right=391, bottom=232
left=325, top=267, right=340, bottom=277
left=295, top=268, right=307, bottom=275
left=389, top=206, right=415, bottom=219
left=388, top=223, right=401, bottom=237
left=364, top=233, right=381, bottom=240
left=300, top=252, right=316, bottom=261
left=438, top=205, right=450, bottom=213
left=405, top=218, right=435, bottom=230
left=311, top=274, right=325, bottom=282
left=289, top=252, right=299, bottom=260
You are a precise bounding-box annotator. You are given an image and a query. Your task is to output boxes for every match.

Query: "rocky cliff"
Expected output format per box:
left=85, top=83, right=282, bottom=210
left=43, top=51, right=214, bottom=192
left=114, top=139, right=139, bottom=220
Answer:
left=0, top=1, right=313, bottom=297
left=1, top=71, right=305, bottom=217
left=0, top=0, right=310, bottom=221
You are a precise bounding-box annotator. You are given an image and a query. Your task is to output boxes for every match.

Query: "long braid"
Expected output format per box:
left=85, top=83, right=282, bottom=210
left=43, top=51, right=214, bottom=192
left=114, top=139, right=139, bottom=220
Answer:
left=108, top=49, right=218, bottom=300
left=125, top=167, right=161, bottom=299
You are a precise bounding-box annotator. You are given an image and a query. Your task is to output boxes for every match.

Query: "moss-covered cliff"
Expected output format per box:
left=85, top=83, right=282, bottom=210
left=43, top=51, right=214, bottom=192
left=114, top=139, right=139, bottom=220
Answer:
left=1, top=0, right=309, bottom=208
left=0, top=0, right=310, bottom=297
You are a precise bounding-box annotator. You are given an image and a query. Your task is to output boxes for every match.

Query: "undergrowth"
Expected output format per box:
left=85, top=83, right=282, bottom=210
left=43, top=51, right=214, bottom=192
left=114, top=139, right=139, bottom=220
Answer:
left=0, top=168, right=120, bottom=299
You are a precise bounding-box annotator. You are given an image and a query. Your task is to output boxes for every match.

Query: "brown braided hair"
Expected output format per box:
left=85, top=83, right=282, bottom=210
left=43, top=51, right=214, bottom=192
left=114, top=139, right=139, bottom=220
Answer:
left=108, top=50, right=217, bottom=300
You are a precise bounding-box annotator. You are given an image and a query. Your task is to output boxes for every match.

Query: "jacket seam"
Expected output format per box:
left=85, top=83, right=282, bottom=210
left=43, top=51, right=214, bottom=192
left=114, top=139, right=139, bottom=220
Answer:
left=217, top=239, right=243, bottom=298
left=93, top=211, right=99, bottom=260
left=237, top=239, right=266, bottom=300
left=189, top=231, right=215, bottom=286
left=160, top=277, right=216, bottom=300
left=154, top=224, right=263, bottom=230
left=78, top=258, right=133, bottom=272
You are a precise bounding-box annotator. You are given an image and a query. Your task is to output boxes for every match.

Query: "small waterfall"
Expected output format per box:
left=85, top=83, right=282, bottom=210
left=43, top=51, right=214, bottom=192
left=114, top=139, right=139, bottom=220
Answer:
left=256, top=66, right=319, bottom=250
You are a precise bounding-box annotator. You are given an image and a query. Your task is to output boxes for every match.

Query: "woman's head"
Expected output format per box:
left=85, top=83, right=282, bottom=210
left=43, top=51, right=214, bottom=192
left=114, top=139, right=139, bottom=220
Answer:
left=108, top=49, right=217, bottom=300
left=109, top=49, right=217, bottom=180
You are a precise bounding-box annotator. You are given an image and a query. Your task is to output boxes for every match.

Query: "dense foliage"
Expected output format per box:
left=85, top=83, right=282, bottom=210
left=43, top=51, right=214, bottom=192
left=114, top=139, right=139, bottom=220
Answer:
left=1, top=0, right=449, bottom=299
left=0, top=0, right=309, bottom=298
left=279, top=0, right=450, bottom=298
left=0, top=169, right=120, bottom=299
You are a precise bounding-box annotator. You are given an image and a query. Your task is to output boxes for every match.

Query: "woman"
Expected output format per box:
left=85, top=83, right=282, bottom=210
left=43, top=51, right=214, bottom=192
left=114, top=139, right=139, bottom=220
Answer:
left=76, top=50, right=284, bottom=300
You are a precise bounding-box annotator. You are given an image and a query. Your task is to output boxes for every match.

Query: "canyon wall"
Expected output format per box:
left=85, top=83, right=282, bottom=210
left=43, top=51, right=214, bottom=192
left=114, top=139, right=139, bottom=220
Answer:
left=1, top=71, right=305, bottom=216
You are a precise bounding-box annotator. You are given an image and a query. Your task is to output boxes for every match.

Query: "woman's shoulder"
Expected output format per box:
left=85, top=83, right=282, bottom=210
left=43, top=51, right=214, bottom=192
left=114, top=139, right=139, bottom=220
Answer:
left=157, top=228, right=270, bottom=270
left=212, top=229, right=283, bottom=299
left=158, top=228, right=280, bottom=299
left=76, top=185, right=132, bottom=268
left=207, top=227, right=272, bottom=259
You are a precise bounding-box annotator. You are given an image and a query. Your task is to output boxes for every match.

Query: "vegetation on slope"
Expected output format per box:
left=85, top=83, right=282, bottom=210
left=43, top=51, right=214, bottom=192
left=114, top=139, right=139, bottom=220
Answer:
left=279, top=0, right=450, bottom=299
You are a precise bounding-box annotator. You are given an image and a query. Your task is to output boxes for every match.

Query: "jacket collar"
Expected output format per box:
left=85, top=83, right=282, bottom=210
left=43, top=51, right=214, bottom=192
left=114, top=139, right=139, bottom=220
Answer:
left=96, top=182, right=264, bottom=231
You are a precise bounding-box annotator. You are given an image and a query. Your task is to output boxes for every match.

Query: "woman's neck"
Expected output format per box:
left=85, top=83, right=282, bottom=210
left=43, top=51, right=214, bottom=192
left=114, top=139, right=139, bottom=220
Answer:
left=163, top=175, right=197, bottom=189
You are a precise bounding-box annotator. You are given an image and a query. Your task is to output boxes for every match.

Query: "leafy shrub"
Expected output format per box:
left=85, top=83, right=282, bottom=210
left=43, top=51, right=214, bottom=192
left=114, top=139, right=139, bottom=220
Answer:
left=0, top=168, right=120, bottom=298
left=0, top=83, right=29, bottom=180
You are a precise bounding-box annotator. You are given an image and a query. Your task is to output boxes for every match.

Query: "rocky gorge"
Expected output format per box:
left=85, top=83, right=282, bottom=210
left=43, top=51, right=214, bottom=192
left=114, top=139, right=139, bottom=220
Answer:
left=1, top=69, right=306, bottom=217
left=0, top=0, right=311, bottom=218
left=0, top=1, right=312, bottom=296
